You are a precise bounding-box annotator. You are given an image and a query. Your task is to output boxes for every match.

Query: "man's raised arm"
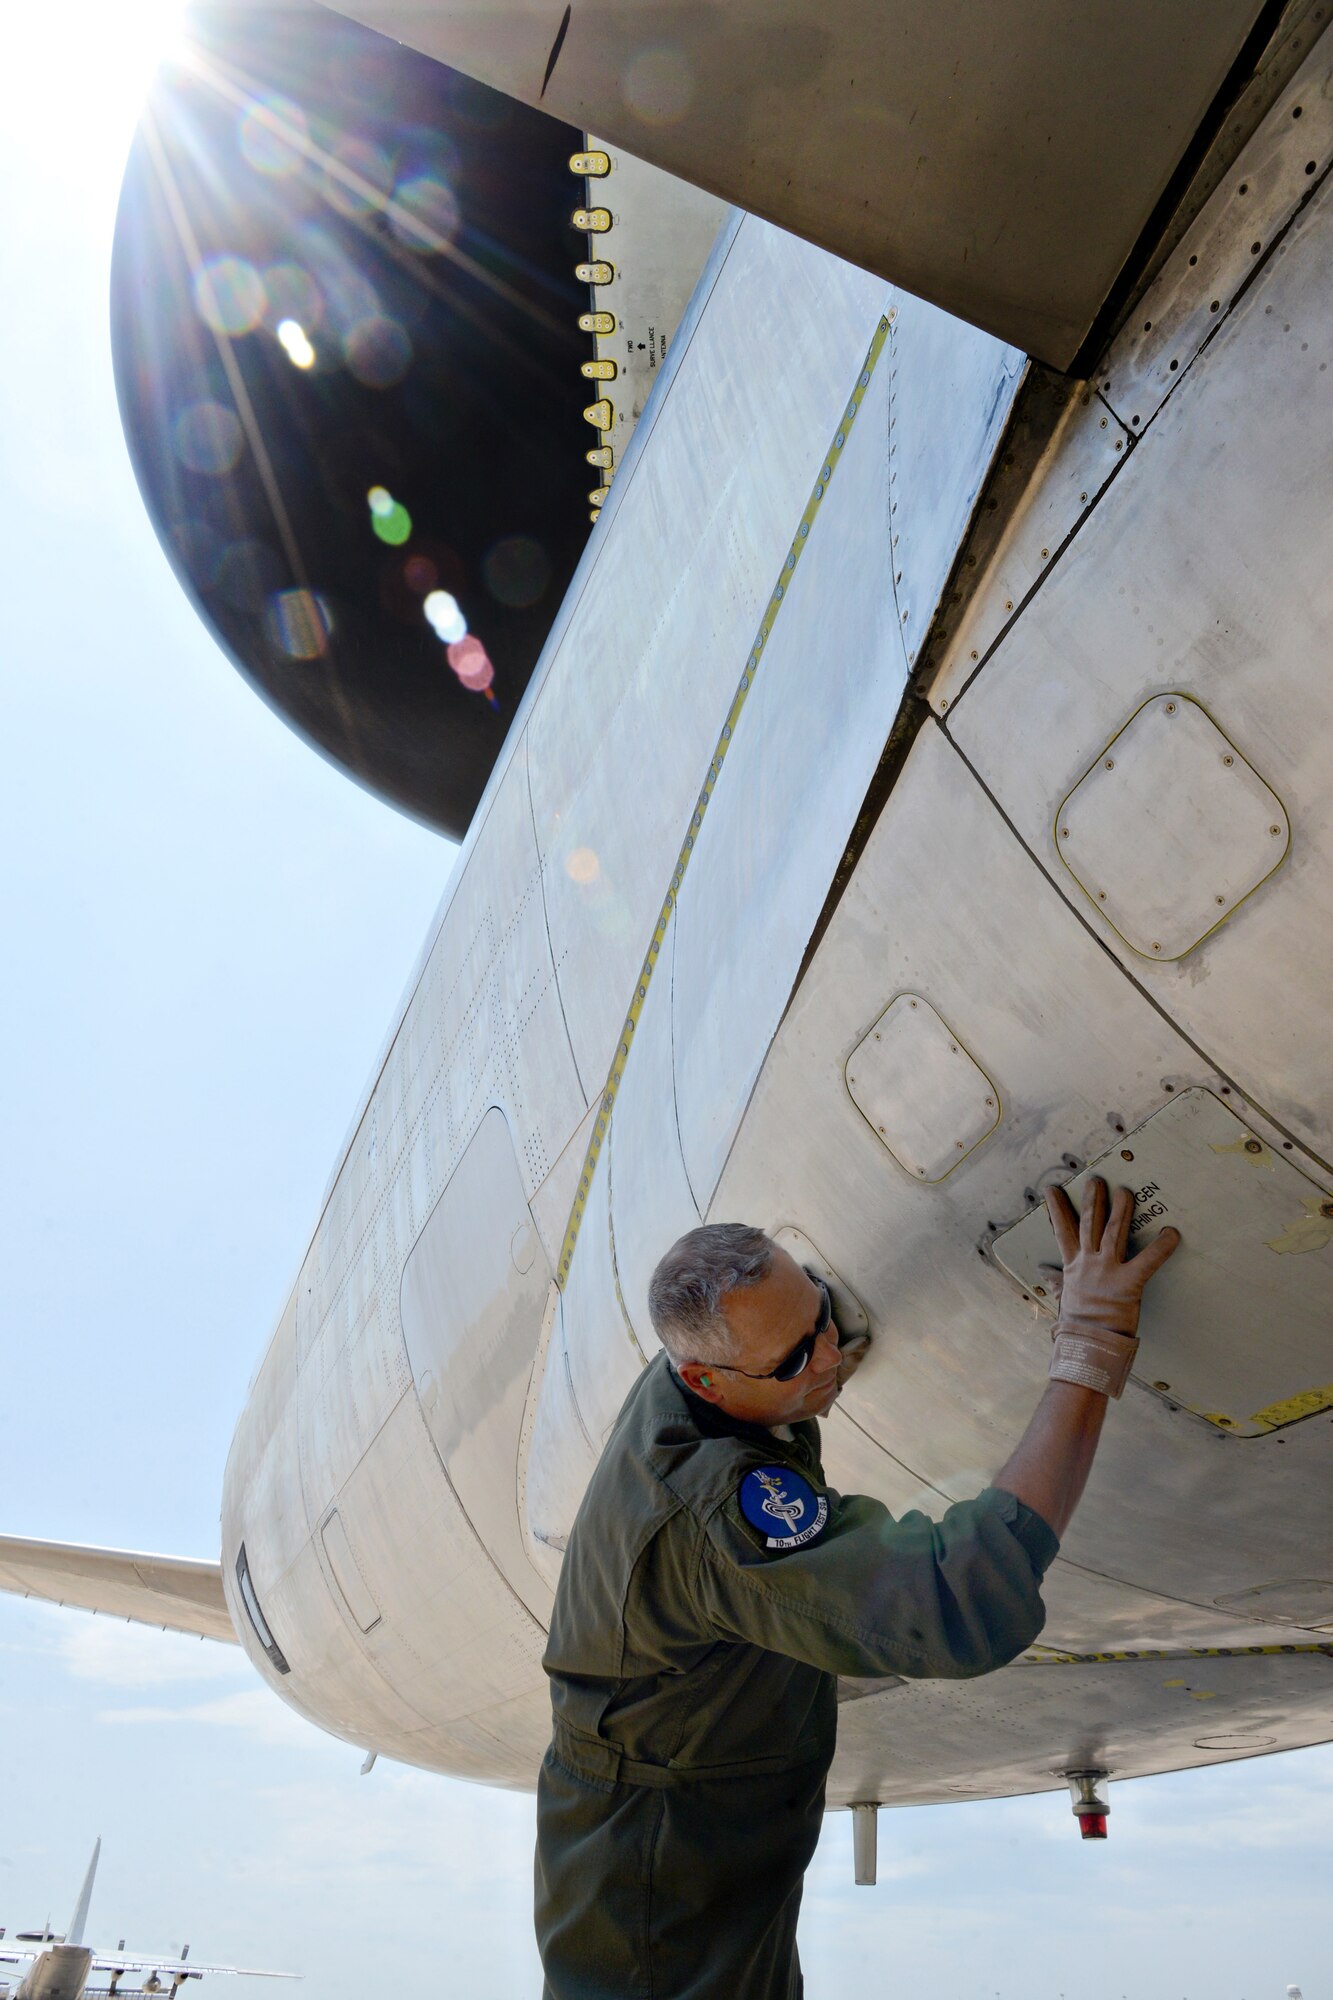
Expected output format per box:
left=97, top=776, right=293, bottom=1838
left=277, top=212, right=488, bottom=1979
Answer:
left=994, top=1176, right=1180, bottom=1540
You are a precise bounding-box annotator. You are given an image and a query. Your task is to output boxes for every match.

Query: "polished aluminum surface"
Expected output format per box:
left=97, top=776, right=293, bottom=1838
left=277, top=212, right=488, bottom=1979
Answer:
left=12, top=34, right=1333, bottom=1816
left=328, top=0, right=1267, bottom=368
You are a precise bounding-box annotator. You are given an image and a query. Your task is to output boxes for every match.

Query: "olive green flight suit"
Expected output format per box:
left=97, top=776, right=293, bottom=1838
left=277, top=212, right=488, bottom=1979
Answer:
left=534, top=1351, right=1057, bottom=2000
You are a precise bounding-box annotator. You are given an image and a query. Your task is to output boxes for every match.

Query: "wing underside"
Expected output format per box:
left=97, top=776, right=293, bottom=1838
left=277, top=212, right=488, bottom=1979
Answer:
left=0, top=1535, right=235, bottom=1644
left=831, top=1643, right=1333, bottom=1808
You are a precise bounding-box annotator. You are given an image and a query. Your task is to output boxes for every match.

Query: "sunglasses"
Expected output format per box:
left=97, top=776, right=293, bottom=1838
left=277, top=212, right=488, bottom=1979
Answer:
left=714, top=1273, right=833, bottom=1383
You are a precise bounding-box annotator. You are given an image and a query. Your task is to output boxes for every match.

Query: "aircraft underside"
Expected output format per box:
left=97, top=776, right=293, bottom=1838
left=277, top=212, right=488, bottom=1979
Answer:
left=5, top=0, right=1333, bottom=1829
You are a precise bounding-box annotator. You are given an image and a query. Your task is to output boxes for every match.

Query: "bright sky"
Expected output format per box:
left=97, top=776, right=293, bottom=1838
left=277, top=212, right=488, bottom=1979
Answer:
left=0, top=6, right=1329, bottom=1998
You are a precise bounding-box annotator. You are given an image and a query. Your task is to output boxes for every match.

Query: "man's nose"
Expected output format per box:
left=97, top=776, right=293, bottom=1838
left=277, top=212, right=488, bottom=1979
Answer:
left=810, top=1327, right=842, bottom=1376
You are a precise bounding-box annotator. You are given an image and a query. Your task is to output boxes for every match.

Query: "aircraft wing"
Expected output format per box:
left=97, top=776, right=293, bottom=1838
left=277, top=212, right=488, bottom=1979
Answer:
left=326, top=0, right=1286, bottom=368
left=0, top=1536, right=236, bottom=1644
left=88, top=1954, right=298, bottom=1980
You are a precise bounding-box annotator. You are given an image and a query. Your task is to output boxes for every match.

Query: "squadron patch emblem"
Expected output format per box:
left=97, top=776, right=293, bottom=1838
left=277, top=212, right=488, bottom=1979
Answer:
left=738, top=1466, right=829, bottom=1549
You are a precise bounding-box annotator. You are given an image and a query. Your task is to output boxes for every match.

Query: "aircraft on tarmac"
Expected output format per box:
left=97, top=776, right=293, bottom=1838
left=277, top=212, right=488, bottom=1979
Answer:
left=0, top=1842, right=296, bottom=2000
left=4, top=0, right=1333, bottom=1877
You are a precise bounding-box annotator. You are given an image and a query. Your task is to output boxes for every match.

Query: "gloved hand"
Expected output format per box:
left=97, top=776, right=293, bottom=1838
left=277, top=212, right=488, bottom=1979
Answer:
left=1042, top=1175, right=1180, bottom=1337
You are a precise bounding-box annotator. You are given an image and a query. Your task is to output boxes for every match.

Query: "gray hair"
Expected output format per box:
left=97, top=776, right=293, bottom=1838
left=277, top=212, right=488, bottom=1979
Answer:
left=647, top=1223, right=773, bottom=1366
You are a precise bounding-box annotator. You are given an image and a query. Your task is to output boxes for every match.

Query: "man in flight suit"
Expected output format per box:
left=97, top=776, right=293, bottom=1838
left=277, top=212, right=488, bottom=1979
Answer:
left=534, top=1181, right=1178, bottom=1998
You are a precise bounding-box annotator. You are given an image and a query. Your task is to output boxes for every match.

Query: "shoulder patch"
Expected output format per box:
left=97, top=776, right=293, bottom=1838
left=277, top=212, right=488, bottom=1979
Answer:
left=738, top=1465, right=829, bottom=1549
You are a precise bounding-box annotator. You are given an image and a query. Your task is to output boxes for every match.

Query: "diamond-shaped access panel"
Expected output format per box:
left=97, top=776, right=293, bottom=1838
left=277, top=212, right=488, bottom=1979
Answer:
left=845, top=994, right=1000, bottom=1183
left=1055, top=692, right=1290, bottom=960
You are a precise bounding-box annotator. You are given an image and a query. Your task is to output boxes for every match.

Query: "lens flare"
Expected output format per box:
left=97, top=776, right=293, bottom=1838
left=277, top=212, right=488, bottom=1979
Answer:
left=169, top=518, right=227, bottom=588
left=239, top=93, right=309, bottom=176
left=193, top=255, right=267, bottom=336
left=404, top=555, right=437, bottom=595
left=483, top=534, right=550, bottom=608
left=324, top=136, right=395, bottom=217
left=343, top=314, right=411, bottom=388
left=565, top=847, right=601, bottom=885
left=266, top=588, right=332, bottom=659
left=263, top=262, right=323, bottom=331
left=388, top=174, right=461, bottom=252
left=172, top=400, right=244, bottom=475
left=424, top=589, right=467, bottom=643
left=367, top=486, right=412, bottom=544
left=446, top=634, right=494, bottom=692
left=277, top=319, right=316, bottom=368
left=218, top=538, right=283, bottom=613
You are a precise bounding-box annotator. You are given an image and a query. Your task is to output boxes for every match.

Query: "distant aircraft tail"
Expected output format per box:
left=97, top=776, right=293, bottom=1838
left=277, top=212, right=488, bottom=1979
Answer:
left=67, top=1840, right=100, bottom=1947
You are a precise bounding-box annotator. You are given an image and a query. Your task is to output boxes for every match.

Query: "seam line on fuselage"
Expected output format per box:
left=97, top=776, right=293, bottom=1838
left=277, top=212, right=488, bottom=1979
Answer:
left=553, top=310, right=895, bottom=1289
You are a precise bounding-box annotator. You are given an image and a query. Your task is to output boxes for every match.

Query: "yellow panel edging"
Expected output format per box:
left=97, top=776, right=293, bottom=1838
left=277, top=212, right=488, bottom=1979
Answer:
left=556, top=311, right=894, bottom=1290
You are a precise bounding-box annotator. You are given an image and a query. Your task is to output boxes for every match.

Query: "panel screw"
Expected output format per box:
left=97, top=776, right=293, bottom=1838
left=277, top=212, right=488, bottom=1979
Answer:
left=874, top=1032, right=881, bottom=1040
left=1104, top=757, right=1115, bottom=769
left=956, top=1139, right=965, bottom=1149
left=1321, top=1202, right=1333, bottom=1220
left=1216, top=895, right=1226, bottom=905
left=1060, top=826, right=1070, bottom=839
left=1151, top=942, right=1162, bottom=952
left=1040, top=547, right=1049, bottom=559
left=1164, top=700, right=1177, bottom=713
left=1154, top=1380, right=1171, bottom=1392
left=1098, top=890, right=1107, bottom=900
left=1222, top=754, right=1234, bottom=766
left=1270, top=824, right=1283, bottom=836
left=985, top=1097, right=995, bottom=1108
left=1033, top=1284, right=1047, bottom=1297
left=909, top=999, right=918, bottom=1007
left=1245, top=1139, right=1264, bottom=1154
left=1121, top=1149, right=1134, bottom=1161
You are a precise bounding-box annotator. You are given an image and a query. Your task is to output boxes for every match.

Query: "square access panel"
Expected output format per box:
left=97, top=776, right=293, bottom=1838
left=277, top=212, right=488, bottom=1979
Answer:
left=1055, top=693, right=1290, bottom=960
left=845, top=994, right=1000, bottom=1182
left=993, top=1089, right=1333, bottom=1437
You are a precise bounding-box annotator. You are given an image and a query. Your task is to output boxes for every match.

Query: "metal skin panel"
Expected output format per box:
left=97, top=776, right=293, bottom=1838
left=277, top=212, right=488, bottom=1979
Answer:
left=669, top=334, right=901, bottom=1211
left=603, top=916, right=700, bottom=1354
left=188, top=54, right=1333, bottom=1808
left=926, top=380, right=1132, bottom=714
left=947, top=155, right=1333, bottom=1161
left=577, top=140, right=728, bottom=476
left=1053, top=692, right=1290, bottom=959
left=845, top=995, right=1002, bottom=1184
left=399, top=1106, right=555, bottom=1620
left=528, top=219, right=889, bottom=1100
left=881, top=303, right=1023, bottom=671
left=1101, top=25, right=1333, bottom=435
left=829, top=1648, right=1333, bottom=1810
left=520, top=1288, right=601, bottom=1570
left=710, top=725, right=1333, bottom=1677
left=328, top=0, right=1267, bottom=368
left=994, top=1088, right=1333, bottom=1437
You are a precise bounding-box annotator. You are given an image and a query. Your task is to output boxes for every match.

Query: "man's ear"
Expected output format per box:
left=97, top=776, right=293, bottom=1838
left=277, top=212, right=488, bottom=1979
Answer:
left=678, top=1360, right=725, bottom=1403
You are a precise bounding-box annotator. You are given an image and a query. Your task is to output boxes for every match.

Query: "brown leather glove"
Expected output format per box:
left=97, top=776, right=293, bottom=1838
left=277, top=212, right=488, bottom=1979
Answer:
left=1042, top=1176, right=1180, bottom=1338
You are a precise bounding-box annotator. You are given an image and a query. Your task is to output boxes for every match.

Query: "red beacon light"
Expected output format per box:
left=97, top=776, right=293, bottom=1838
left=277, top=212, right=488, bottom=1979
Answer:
left=1067, top=1769, right=1111, bottom=1839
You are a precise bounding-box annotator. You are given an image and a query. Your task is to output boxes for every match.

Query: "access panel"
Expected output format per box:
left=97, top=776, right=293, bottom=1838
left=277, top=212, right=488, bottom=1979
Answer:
left=992, top=1089, right=1333, bottom=1438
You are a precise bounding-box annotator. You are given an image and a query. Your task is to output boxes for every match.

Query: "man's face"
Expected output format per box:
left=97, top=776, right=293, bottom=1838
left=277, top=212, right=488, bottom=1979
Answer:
left=680, top=1244, right=845, bottom=1427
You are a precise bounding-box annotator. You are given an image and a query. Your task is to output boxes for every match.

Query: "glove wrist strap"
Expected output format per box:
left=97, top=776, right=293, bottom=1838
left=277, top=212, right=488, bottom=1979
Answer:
left=1049, top=1321, right=1139, bottom=1400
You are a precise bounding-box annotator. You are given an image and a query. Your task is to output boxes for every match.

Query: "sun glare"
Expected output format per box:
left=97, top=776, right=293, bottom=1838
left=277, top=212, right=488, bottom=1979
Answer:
left=8, top=0, right=187, bottom=213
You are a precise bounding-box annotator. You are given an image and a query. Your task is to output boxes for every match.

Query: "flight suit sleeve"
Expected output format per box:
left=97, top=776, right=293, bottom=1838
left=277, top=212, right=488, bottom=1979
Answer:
left=695, top=1479, right=1057, bottom=1680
